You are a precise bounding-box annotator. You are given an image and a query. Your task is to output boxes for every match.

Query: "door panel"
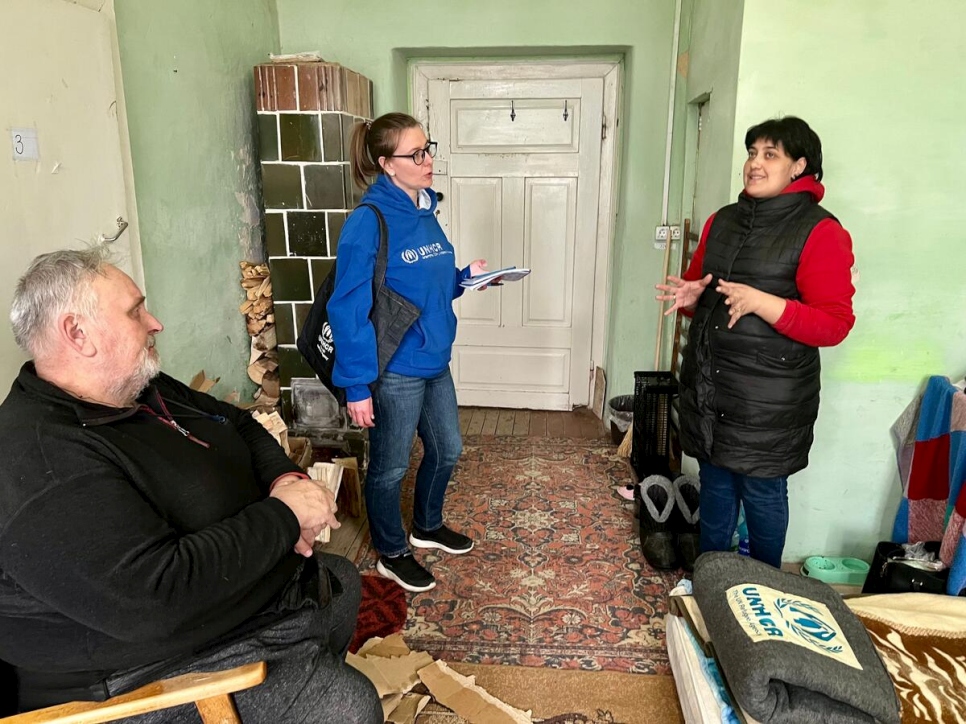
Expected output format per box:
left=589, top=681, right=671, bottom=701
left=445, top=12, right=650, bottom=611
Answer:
left=454, top=348, right=570, bottom=391
left=433, top=75, right=603, bottom=410
left=452, top=177, right=502, bottom=324
left=524, top=178, right=575, bottom=325
left=0, top=0, right=136, bottom=388
left=451, top=99, right=580, bottom=153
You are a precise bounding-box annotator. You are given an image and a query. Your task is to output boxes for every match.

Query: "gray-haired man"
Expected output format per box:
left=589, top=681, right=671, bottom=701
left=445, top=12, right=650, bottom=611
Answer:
left=0, top=248, right=380, bottom=722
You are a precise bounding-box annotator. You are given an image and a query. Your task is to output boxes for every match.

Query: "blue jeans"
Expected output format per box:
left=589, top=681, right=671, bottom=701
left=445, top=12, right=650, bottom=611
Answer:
left=698, top=460, right=789, bottom=568
left=366, top=370, right=463, bottom=557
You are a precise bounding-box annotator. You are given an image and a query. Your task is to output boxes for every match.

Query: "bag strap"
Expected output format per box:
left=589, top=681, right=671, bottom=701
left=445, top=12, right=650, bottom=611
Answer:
left=357, top=202, right=389, bottom=293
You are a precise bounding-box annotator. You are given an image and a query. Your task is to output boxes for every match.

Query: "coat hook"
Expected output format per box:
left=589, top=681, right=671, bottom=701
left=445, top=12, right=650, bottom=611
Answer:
left=563, top=100, right=569, bottom=121
left=510, top=100, right=516, bottom=122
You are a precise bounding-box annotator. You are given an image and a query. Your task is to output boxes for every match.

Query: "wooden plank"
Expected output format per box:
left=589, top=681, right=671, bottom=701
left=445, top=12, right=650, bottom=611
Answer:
left=458, top=407, right=473, bottom=435
left=319, top=510, right=363, bottom=558
left=563, top=412, right=584, bottom=438
left=512, top=410, right=531, bottom=436
left=578, top=409, right=603, bottom=439
left=529, top=410, right=548, bottom=438
left=467, top=408, right=487, bottom=435
left=481, top=409, right=500, bottom=435
left=547, top=412, right=566, bottom=437
left=495, top=410, right=516, bottom=436
left=195, top=695, right=241, bottom=723
left=590, top=414, right=607, bottom=440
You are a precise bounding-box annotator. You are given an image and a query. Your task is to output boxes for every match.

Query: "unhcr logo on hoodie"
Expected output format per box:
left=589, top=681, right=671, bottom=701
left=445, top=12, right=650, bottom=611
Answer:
left=401, top=242, right=451, bottom=264
left=726, top=584, right=863, bottom=669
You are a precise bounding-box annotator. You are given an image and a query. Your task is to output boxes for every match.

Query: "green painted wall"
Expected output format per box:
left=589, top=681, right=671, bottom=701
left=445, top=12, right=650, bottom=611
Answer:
left=115, top=0, right=280, bottom=398
left=659, top=0, right=744, bottom=367
left=682, top=0, right=744, bottom=216
left=276, top=0, right=680, bottom=399
left=728, top=0, right=966, bottom=559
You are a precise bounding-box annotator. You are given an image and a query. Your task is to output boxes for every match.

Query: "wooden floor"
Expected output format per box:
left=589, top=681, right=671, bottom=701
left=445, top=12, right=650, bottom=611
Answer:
left=320, top=407, right=609, bottom=559
left=458, top=406, right=608, bottom=440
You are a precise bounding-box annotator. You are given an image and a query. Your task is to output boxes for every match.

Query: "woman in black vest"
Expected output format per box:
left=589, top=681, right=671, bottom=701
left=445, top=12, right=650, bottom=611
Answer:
left=656, top=117, right=855, bottom=567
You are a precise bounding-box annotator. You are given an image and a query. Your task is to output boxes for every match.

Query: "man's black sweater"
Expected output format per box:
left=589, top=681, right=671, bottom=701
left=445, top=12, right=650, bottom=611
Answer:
left=0, top=364, right=308, bottom=685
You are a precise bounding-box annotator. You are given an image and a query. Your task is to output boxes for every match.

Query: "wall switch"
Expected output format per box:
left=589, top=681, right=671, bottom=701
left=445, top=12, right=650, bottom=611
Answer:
left=654, top=225, right=670, bottom=241
left=670, top=225, right=682, bottom=240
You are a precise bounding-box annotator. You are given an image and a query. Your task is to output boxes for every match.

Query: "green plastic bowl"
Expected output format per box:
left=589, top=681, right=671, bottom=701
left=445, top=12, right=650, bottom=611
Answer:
left=801, top=556, right=870, bottom=586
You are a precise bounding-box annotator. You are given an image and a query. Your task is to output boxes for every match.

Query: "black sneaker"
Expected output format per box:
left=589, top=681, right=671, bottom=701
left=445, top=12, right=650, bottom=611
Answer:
left=376, top=553, right=436, bottom=592
left=409, top=524, right=474, bottom=555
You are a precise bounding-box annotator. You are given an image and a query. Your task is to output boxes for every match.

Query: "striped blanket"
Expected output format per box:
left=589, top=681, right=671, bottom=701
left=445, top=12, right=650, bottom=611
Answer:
left=891, top=376, right=966, bottom=595
left=848, top=593, right=966, bottom=724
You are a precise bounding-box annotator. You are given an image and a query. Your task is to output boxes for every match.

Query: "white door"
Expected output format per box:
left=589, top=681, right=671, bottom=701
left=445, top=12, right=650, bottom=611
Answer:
left=0, top=0, right=139, bottom=387
left=427, top=77, right=604, bottom=410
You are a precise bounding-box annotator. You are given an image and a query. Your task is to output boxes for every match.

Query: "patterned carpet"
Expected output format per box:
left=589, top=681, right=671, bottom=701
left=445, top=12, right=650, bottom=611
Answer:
left=354, top=435, right=679, bottom=674
left=349, top=575, right=407, bottom=654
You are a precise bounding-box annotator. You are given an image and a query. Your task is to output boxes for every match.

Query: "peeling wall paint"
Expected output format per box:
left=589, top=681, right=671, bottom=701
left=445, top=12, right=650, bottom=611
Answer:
left=234, top=144, right=263, bottom=262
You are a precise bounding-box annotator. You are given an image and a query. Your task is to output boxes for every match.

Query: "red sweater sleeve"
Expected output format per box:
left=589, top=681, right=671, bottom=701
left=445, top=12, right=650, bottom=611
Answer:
left=683, top=214, right=714, bottom=282
left=773, top=218, right=855, bottom=347
left=677, top=214, right=714, bottom=318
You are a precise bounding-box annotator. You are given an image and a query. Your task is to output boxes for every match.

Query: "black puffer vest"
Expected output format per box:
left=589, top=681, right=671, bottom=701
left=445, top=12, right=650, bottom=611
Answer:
left=679, top=190, right=833, bottom=477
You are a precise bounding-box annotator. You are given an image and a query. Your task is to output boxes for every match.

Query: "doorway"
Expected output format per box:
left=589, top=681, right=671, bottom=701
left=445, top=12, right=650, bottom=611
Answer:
left=411, top=61, right=621, bottom=410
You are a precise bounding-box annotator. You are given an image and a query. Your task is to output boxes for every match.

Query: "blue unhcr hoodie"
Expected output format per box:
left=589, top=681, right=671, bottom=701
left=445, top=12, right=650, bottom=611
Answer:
left=327, top=173, right=470, bottom=403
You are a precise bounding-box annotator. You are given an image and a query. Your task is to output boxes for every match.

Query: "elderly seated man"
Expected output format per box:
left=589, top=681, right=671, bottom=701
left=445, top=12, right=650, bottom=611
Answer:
left=0, top=248, right=381, bottom=722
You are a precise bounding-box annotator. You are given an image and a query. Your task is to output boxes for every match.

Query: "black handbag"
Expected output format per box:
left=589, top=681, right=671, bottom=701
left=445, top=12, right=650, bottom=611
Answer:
left=861, top=540, right=950, bottom=595
left=296, top=203, right=420, bottom=404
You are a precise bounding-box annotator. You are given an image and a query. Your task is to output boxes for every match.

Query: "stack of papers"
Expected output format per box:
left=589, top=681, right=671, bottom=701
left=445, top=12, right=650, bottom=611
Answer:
left=459, top=266, right=531, bottom=290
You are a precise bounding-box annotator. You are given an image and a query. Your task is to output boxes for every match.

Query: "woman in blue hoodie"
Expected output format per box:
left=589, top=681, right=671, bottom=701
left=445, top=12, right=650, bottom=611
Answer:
left=327, top=113, right=489, bottom=592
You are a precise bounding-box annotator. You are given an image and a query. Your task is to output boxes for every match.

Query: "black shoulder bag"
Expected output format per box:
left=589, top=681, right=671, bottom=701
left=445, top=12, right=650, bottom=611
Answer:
left=296, top=203, right=421, bottom=404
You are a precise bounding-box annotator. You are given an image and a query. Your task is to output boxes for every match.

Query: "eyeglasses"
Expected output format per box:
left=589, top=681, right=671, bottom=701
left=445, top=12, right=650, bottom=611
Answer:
left=390, top=141, right=437, bottom=166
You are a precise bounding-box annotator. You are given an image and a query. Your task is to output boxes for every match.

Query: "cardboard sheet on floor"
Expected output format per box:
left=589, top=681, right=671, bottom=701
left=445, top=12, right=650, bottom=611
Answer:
left=346, top=650, right=433, bottom=698
left=386, top=693, right=430, bottom=723
left=358, top=633, right=411, bottom=658
left=418, top=660, right=532, bottom=724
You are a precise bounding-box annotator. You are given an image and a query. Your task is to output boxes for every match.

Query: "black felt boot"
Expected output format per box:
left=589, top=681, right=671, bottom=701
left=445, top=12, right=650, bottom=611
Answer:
left=673, top=474, right=701, bottom=573
left=636, top=475, right=679, bottom=570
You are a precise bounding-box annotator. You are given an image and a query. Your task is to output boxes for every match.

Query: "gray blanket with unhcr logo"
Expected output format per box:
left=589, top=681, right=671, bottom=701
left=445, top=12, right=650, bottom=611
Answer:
left=692, top=552, right=900, bottom=724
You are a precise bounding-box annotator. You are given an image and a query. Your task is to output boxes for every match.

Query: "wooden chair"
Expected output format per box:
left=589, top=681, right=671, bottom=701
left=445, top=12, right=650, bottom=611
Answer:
left=0, top=662, right=266, bottom=724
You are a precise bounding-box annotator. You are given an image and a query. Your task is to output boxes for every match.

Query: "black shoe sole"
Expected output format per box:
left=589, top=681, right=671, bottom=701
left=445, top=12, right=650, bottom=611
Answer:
left=376, top=559, right=436, bottom=592
left=408, top=532, right=474, bottom=555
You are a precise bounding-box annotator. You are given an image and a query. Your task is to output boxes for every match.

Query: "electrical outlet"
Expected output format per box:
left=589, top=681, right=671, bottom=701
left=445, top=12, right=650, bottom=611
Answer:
left=670, top=225, right=682, bottom=240
left=654, top=225, right=670, bottom=241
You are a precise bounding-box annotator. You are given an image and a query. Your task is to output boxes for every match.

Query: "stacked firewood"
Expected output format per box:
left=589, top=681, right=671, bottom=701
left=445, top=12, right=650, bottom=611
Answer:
left=239, top=261, right=280, bottom=408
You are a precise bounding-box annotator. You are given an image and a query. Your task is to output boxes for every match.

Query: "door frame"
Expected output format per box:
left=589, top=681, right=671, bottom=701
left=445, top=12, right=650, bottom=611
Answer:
left=69, top=0, right=145, bottom=287
left=410, top=59, right=622, bottom=409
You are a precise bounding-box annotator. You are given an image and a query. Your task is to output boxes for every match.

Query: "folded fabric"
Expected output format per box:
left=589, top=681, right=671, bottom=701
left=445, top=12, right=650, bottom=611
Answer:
left=693, top=552, right=900, bottom=724
left=847, top=593, right=966, bottom=724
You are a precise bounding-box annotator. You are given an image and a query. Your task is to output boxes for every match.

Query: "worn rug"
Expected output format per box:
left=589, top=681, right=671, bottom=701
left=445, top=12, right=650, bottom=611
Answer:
left=355, top=436, right=679, bottom=674
left=349, top=575, right=407, bottom=654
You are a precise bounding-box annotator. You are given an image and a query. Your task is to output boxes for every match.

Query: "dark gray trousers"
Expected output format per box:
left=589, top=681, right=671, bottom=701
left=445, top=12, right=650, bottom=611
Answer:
left=108, top=554, right=381, bottom=724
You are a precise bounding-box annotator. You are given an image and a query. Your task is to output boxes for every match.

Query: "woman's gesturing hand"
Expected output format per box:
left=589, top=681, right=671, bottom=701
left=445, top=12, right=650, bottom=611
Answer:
left=655, top=273, right=712, bottom=315
left=347, top=397, right=375, bottom=428
left=716, top=280, right=787, bottom=329
left=715, top=280, right=763, bottom=328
